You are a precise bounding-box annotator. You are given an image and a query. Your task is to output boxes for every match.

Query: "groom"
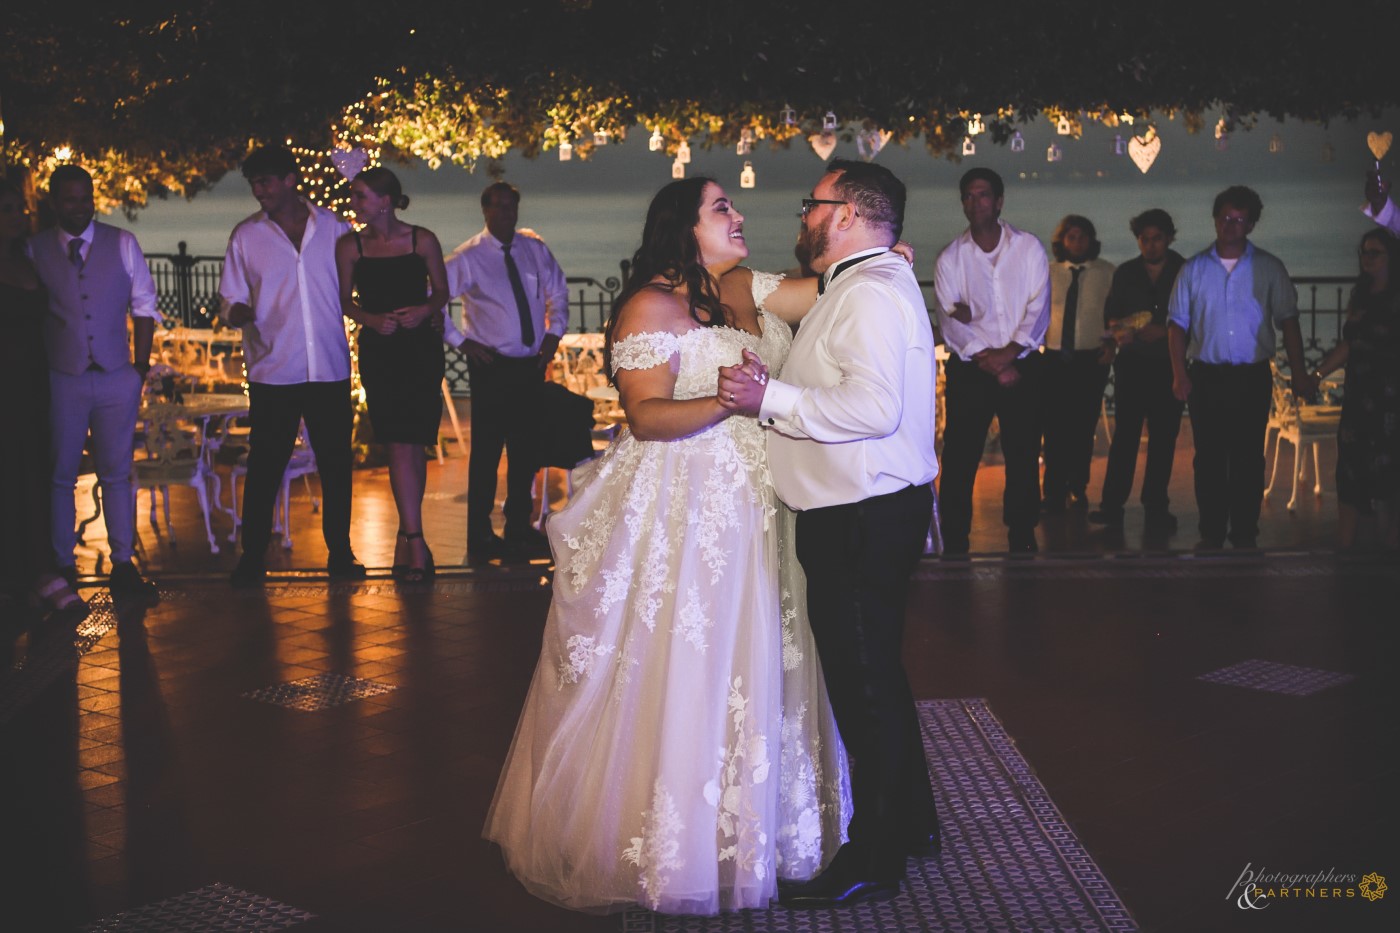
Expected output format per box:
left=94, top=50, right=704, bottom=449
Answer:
left=720, top=159, right=940, bottom=907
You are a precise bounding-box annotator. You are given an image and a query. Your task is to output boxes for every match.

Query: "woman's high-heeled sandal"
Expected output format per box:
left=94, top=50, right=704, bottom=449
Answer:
left=392, top=530, right=409, bottom=580
left=402, top=531, right=435, bottom=583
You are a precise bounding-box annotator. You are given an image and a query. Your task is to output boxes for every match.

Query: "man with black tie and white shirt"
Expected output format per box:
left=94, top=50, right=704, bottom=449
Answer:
left=719, top=159, right=939, bottom=908
left=443, top=182, right=570, bottom=566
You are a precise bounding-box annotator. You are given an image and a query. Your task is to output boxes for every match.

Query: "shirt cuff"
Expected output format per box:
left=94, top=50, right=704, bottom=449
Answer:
left=757, top=378, right=801, bottom=427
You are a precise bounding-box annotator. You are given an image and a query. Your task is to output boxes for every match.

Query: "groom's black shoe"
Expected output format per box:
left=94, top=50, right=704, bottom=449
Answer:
left=778, top=847, right=902, bottom=909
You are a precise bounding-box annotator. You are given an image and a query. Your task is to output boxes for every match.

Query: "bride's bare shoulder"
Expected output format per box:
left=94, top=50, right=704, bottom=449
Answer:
left=611, top=282, right=691, bottom=342
left=718, top=267, right=758, bottom=314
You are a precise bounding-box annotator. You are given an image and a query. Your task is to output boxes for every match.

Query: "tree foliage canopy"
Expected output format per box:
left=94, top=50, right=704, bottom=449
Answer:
left=3, top=2, right=1392, bottom=211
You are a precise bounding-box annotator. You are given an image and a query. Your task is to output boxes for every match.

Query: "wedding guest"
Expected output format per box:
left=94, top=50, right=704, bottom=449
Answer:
left=1040, top=215, right=1115, bottom=513
left=29, top=165, right=159, bottom=602
left=1311, top=229, right=1400, bottom=550
left=336, top=168, right=450, bottom=581
left=1168, top=186, right=1313, bottom=550
left=442, top=183, right=569, bottom=565
left=220, top=146, right=366, bottom=586
left=0, top=179, right=85, bottom=617
left=933, top=168, right=1050, bottom=554
left=1090, top=209, right=1187, bottom=531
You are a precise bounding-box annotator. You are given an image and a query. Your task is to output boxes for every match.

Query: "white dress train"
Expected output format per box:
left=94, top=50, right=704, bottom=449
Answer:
left=482, top=271, right=851, bottom=915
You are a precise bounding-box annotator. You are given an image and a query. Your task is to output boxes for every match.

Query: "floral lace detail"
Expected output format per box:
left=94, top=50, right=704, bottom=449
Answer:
left=674, top=584, right=713, bottom=653
left=610, top=331, right=681, bottom=374
left=703, top=676, right=771, bottom=883
left=557, top=634, right=615, bottom=688
left=750, top=269, right=785, bottom=312
left=611, top=631, right=640, bottom=704
left=775, top=702, right=826, bottom=875
left=622, top=780, right=686, bottom=911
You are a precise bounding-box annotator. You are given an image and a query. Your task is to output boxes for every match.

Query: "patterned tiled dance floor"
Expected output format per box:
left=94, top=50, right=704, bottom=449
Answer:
left=623, top=699, right=1137, bottom=933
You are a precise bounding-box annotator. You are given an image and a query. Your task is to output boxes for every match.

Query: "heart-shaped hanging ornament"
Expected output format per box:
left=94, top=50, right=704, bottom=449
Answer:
left=809, top=132, right=837, bottom=161
left=330, top=147, right=369, bottom=180
left=1367, top=131, right=1393, bottom=161
left=1127, top=133, right=1161, bottom=174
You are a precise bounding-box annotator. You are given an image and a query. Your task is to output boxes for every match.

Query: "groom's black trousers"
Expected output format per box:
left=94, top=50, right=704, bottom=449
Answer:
left=795, top=481, right=938, bottom=879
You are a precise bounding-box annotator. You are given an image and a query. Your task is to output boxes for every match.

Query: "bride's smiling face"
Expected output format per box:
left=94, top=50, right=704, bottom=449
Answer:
left=693, top=183, right=747, bottom=269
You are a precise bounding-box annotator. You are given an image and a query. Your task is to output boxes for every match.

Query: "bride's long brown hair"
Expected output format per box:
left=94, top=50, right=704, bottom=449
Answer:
left=603, top=177, right=731, bottom=380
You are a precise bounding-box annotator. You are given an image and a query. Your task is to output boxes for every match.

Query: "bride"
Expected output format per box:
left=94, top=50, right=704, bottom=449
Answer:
left=482, top=177, right=851, bottom=914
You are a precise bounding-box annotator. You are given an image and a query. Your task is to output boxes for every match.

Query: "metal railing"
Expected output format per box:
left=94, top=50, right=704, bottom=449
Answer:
left=143, top=247, right=1353, bottom=397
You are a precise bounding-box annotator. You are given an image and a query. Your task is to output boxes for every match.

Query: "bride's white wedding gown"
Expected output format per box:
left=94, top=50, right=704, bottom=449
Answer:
left=483, top=272, right=851, bottom=915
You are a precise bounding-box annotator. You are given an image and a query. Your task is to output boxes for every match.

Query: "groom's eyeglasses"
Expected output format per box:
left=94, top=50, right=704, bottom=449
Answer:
left=799, top=198, right=849, bottom=218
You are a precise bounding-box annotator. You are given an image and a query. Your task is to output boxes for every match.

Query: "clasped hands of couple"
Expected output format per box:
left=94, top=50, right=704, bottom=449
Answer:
left=717, top=348, right=770, bottom=416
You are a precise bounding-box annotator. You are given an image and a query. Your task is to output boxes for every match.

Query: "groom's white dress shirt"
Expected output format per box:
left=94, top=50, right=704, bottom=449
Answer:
left=758, top=248, right=938, bottom=511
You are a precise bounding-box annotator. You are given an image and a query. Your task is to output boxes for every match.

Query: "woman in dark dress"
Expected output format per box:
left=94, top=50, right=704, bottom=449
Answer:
left=1313, top=228, right=1400, bottom=550
left=335, top=168, right=450, bottom=580
left=0, top=179, right=85, bottom=617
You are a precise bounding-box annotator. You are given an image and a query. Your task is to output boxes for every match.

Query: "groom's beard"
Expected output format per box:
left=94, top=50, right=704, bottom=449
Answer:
left=795, top=223, right=828, bottom=278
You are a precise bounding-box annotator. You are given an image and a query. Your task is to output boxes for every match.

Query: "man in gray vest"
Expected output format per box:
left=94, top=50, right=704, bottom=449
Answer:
left=29, top=164, right=160, bottom=601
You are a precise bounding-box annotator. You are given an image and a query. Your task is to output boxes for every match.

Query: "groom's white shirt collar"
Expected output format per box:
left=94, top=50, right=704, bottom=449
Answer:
left=820, top=246, right=888, bottom=293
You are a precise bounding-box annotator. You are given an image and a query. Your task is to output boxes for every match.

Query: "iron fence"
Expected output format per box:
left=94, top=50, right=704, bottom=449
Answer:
left=143, top=246, right=1353, bottom=399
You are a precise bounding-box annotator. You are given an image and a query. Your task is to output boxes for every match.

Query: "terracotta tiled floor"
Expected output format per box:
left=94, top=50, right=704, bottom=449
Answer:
left=3, top=405, right=1397, bottom=932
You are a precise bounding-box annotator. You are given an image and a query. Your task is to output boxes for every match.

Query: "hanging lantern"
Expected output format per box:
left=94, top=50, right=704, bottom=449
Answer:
left=594, top=130, right=609, bottom=146
left=672, top=158, right=685, bottom=179
left=1010, top=131, right=1025, bottom=153
left=1120, top=112, right=1135, bottom=126
left=1269, top=134, right=1283, bottom=153
left=1056, top=115, right=1072, bottom=135
left=649, top=128, right=664, bottom=152
left=559, top=140, right=573, bottom=161
left=740, top=161, right=755, bottom=189
left=737, top=127, right=753, bottom=155
left=781, top=104, right=796, bottom=127
left=677, top=140, right=691, bottom=164
left=961, top=136, right=976, bottom=156
left=1047, top=143, right=1062, bottom=162
left=823, top=111, right=838, bottom=131
left=1214, top=118, right=1228, bottom=140
left=967, top=113, right=984, bottom=136
left=1113, top=134, right=1126, bottom=156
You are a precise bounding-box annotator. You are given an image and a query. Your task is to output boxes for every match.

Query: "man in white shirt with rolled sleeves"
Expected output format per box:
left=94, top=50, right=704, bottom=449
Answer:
left=719, top=159, right=939, bottom=909
left=442, top=182, right=569, bottom=565
left=219, top=145, right=365, bottom=587
left=933, top=168, right=1050, bottom=555
left=30, top=164, right=161, bottom=601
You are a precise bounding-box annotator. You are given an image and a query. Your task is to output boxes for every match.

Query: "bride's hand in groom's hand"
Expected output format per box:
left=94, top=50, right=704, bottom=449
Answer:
left=717, top=355, right=767, bottom=416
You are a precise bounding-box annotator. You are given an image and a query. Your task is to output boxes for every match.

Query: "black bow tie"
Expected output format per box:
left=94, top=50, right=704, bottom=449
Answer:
left=818, top=252, right=883, bottom=295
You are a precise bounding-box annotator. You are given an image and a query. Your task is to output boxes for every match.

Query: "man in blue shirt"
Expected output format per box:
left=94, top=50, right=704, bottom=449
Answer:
left=1167, top=186, right=1315, bottom=550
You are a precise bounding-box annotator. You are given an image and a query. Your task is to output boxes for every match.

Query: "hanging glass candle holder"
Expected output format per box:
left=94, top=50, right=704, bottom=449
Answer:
left=1010, top=131, right=1025, bottom=153
left=594, top=130, right=609, bottom=146
left=781, top=104, right=796, bottom=127
left=672, top=158, right=684, bottom=179
left=961, top=136, right=976, bottom=156
left=1047, top=143, right=1062, bottom=162
left=1113, top=134, right=1126, bottom=156
left=1056, top=115, right=1072, bottom=135
left=967, top=113, right=984, bottom=136
left=559, top=140, right=573, bottom=161
left=1269, top=134, right=1283, bottom=153
left=649, top=128, right=664, bottom=151
left=677, top=140, right=691, bottom=164
left=823, top=111, right=838, bottom=131
left=737, top=127, right=753, bottom=156
left=740, top=161, right=755, bottom=189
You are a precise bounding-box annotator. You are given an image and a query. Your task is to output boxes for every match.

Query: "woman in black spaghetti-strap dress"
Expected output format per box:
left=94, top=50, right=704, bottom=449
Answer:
left=335, top=168, right=451, bottom=580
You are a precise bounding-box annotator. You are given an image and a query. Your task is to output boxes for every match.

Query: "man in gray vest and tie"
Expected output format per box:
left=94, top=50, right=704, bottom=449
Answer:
left=29, top=164, right=160, bottom=601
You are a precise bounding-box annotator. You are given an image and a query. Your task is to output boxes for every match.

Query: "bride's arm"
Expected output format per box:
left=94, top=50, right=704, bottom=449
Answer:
left=612, top=290, right=731, bottom=442
left=722, top=241, right=915, bottom=327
